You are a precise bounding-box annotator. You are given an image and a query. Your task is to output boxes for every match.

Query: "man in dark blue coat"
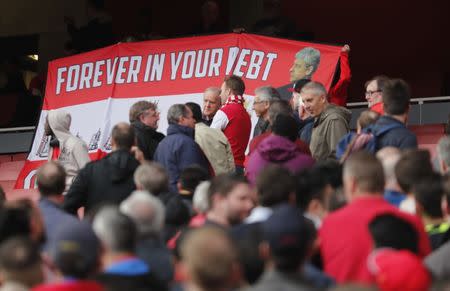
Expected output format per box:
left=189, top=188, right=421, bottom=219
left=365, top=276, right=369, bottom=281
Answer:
left=372, top=79, right=418, bottom=151
left=154, top=104, right=209, bottom=192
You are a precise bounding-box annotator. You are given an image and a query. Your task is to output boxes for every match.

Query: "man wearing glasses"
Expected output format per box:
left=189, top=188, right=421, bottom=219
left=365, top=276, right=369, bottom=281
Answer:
left=129, top=101, right=165, bottom=160
left=365, top=75, right=389, bottom=115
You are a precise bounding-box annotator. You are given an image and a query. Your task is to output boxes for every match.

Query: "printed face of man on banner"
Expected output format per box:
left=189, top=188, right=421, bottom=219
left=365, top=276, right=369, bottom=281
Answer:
left=289, top=47, right=321, bottom=82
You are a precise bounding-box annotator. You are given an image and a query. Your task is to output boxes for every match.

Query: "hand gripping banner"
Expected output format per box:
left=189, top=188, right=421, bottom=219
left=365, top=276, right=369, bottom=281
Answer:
left=15, top=33, right=341, bottom=189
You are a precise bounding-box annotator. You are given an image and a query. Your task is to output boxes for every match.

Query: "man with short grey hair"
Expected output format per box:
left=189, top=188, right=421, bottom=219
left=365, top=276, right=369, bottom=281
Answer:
left=301, top=81, right=350, bottom=161
left=202, top=87, right=222, bottom=126
left=376, top=147, right=406, bottom=207
left=120, top=190, right=173, bottom=283
left=134, top=162, right=170, bottom=195
left=252, top=86, right=281, bottom=137
left=93, top=206, right=167, bottom=290
left=154, top=104, right=209, bottom=192
left=437, top=136, right=450, bottom=174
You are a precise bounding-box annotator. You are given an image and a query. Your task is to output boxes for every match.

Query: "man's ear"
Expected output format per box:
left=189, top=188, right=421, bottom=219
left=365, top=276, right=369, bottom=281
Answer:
left=305, top=65, right=314, bottom=77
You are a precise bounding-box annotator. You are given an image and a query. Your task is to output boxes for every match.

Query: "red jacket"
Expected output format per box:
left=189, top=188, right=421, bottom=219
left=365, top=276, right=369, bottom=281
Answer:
left=221, top=104, right=251, bottom=167
left=329, top=51, right=351, bottom=107
left=319, top=196, right=431, bottom=284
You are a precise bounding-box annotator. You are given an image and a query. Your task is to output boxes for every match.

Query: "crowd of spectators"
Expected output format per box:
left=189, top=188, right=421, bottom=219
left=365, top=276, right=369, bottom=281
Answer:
left=1, top=2, right=449, bottom=289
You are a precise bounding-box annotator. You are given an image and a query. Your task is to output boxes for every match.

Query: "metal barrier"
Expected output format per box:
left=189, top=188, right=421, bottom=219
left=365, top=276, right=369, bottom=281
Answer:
left=346, top=96, right=450, bottom=127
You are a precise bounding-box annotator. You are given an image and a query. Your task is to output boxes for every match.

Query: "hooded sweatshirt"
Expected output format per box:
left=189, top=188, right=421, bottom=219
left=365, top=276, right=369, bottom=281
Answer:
left=246, top=134, right=315, bottom=184
left=47, top=110, right=90, bottom=190
left=310, top=104, right=351, bottom=161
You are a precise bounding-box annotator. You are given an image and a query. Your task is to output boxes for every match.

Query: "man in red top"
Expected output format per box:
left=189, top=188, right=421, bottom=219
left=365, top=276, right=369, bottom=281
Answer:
left=319, top=151, right=431, bottom=284
left=365, top=75, right=389, bottom=115
left=211, top=75, right=251, bottom=175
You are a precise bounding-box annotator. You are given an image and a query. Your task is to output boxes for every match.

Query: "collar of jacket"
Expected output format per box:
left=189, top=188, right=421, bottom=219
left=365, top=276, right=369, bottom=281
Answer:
left=131, top=121, right=158, bottom=135
left=167, top=123, right=195, bottom=137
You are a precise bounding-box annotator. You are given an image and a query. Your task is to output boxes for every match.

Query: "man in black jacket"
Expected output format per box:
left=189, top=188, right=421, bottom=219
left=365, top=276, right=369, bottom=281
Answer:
left=63, top=122, right=140, bottom=215
left=129, top=100, right=165, bottom=160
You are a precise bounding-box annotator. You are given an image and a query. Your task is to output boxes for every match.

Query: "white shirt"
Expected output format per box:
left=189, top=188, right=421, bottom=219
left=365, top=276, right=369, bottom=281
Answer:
left=210, top=109, right=229, bottom=130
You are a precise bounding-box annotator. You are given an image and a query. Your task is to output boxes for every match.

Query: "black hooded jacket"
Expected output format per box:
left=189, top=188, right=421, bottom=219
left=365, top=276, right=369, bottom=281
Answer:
left=63, top=149, right=140, bottom=215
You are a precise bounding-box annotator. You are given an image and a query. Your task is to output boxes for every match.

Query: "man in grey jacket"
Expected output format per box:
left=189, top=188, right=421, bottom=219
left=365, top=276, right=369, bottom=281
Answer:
left=301, top=82, right=351, bottom=161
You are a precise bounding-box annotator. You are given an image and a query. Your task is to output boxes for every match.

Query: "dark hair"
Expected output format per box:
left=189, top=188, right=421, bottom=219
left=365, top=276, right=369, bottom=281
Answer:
left=268, top=100, right=292, bottom=124
left=314, top=160, right=343, bottom=189
left=328, top=188, right=347, bottom=212
left=395, top=150, right=433, bottom=193
left=0, top=236, right=41, bottom=270
left=224, top=75, right=245, bottom=96
left=272, top=114, right=299, bottom=142
left=0, top=186, right=5, bottom=206
left=0, top=236, right=42, bottom=286
left=0, top=207, right=31, bottom=244
left=383, top=79, right=411, bottom=115
left=365, top=75, right=389, bottom=91
left=208, top=173, right=248, bottom=204
left=231, top=225, right=264, bottom=284
left=443, top=174, right=450, bottom=212
left=413, top=173, right=444, bottom=218
left=179, top=165, right=210, bottom=195
left=36, top=161, right=66, bottom=196
left=344, top=151, right=385, bottom=193
left=271, top=218, right=316, bottom=272
left=111, top=122, right=135, bottom=150
left=185, top=102, right=203, bottom=123
left=295, top=168, right=329, bottom=212
left=369, top=214, right=419, bottom=254
left=256, top=165, right=295, bottom=207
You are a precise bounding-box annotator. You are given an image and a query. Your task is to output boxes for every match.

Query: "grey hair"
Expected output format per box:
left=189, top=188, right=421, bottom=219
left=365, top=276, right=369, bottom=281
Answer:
left=437, top=136, right=450, bottom=169
left=376, top=147, right=401, bottom=184
left=295, top=47, right=321, bottom=77
left=120, top=190, right=165, bottom=237
left=254, top=86, right=281, bottom=102
left=300, top=81, right=327, bottom=97
left=167, top=104, right=189, bottom=125
left=134, top=162, right=169, bottom=195
left=193, top=181, right=211, bottom=214
left=204, top=87, right=221, bottom=97
left=92, top=205, right=137, bottom=253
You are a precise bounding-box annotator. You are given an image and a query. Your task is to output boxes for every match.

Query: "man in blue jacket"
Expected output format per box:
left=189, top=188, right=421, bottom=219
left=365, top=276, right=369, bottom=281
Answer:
left=154, top=104, right=209, bottom=192
left=372, top=79, right=418, bottom=151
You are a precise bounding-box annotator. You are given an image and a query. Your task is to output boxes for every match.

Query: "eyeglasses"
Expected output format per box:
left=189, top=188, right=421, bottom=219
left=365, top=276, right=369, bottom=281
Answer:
left=365, top=90, right=382, bottom=96
left=253, top=100, right=266, bottom=105
left=141, top=110, right=160, bottom=118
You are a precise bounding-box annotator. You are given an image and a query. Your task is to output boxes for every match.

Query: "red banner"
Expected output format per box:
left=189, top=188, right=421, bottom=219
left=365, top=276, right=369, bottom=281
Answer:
left=16, top=33, right=341, bottom=189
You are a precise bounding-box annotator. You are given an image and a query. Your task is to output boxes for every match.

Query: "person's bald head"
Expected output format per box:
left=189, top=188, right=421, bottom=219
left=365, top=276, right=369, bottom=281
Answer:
left=203, top=87, right=222, bottom=119
left=36, top=161, right=66, bottom=197
left=111, top=122, right=135, bottom=151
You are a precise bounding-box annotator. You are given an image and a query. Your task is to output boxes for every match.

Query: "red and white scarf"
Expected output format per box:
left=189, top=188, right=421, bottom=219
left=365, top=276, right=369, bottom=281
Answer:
left=225, top=95, right=245, bottom=106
